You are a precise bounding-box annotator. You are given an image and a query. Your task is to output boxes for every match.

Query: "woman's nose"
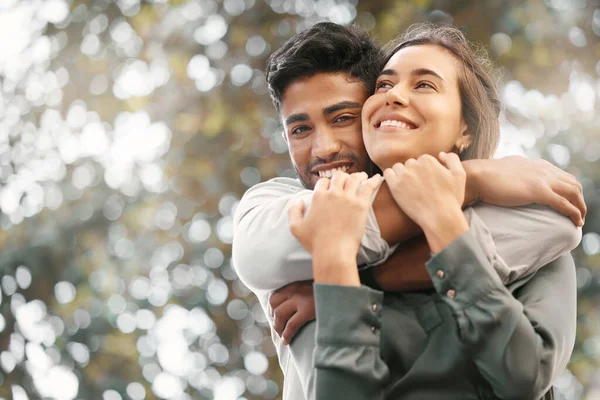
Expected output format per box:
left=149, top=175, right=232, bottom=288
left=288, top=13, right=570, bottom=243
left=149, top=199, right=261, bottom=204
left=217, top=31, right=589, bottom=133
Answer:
left=385, top=84, right=409, bottom=107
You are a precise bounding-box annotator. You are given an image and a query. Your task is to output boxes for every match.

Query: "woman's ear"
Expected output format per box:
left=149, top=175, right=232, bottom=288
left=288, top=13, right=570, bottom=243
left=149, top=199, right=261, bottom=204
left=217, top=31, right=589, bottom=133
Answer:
left=454, top=121, right=472, bottom=152
left=459, top=133, right=473, bottom=149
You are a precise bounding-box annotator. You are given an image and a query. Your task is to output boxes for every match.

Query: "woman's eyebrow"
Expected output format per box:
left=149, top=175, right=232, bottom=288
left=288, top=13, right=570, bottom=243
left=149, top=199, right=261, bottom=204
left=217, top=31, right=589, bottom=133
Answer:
left=411, top=68, right=444, bottom=81
left=378, top=68, right=397, bottom=78
left=378, top=67, right=444, bottom=82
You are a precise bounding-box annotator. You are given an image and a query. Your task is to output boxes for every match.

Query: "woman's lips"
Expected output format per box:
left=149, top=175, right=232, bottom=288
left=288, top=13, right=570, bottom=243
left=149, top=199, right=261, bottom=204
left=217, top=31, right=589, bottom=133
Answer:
left=377, top=119, right=417, bottom=130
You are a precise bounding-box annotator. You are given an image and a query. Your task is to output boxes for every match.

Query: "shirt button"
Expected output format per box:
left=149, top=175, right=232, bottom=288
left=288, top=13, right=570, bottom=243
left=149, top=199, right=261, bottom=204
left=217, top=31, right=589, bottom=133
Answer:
left=371, top=326, right=377, bottom=334
left=436, top=270, right=445, bottom=279
left=371, top=304, right=378, bottom=312
left=446, top=289, right=456, bottom=300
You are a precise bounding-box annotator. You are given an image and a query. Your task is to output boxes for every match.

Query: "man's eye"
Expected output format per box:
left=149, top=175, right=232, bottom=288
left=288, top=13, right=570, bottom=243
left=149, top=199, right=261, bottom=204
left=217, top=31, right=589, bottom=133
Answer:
left=333, top=115, right=355, bottom=124
left=291, top=126, right=311, bottom=135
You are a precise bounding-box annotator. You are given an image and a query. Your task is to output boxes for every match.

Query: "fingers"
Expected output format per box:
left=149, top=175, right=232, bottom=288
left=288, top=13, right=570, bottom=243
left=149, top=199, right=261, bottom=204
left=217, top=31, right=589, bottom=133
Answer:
left=551, top=181, right=586, bottom=226
left=269, top=287, right=289, bottom=313
left=358, top=174, right=383, bottom=200
left=545, top=189, right=584, bottom=227
left=404, top=158, right=417, bottom=168
left=560, top=177, right=586, bottom=220
left=345, top=172, right=368, bottom=194
left=281, top=311, right=316, bottom=346
left=383, top=168, right=396, bottom=189
left=287, top=199, right=305, bottom=236
left=439, top=152, right=464, bottom=173
left=314, top=177, right=330, bottom=192
left=539, top=160, right=586, bottom=219
left=329, top=170, right=349, bottom=191
left=272, top=301, right=297, bottom=338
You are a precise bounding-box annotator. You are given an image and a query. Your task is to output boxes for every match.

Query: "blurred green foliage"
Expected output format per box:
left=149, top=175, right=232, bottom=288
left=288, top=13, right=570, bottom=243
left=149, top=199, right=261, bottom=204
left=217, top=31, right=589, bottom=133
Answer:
left=0, top=0, right=598, bottom=399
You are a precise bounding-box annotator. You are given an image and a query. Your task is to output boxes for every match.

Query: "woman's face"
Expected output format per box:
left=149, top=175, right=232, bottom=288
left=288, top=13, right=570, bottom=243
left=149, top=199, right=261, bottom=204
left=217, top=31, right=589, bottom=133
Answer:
left=362, top=44, right=471, bottom=170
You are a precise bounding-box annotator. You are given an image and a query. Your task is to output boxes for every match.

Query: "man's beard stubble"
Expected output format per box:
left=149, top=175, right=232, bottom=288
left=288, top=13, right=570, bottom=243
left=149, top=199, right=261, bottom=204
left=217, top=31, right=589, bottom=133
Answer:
left=294, top=153, right=378, bottom=190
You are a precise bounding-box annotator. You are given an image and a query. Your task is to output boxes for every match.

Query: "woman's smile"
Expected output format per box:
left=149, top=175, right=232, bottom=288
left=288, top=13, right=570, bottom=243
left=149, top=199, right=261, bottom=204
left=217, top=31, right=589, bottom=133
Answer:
left=361, top=44, right=469, bottom=169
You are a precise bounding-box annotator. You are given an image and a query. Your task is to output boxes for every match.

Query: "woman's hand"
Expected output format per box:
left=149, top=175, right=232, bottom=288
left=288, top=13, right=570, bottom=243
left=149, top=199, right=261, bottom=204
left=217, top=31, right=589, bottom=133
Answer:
left=288, top=171, right=383, bottom=286
left=383, top=152, right=469, bottom=253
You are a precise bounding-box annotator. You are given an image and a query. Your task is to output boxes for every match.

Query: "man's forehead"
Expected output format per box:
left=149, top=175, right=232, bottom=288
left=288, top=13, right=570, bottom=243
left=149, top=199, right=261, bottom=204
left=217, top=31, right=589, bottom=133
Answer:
left=280, top=73, right=367, bottom=118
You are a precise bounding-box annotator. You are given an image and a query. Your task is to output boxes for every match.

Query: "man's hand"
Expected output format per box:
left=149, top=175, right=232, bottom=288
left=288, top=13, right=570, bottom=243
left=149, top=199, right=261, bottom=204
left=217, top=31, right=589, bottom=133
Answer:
left=269, top=281, right=315, bottom=346
left=384, top=153, right=469, bottom=253
left=288, top=171, right=383, bottom=286
left=465, top=156, right=586, bottom=226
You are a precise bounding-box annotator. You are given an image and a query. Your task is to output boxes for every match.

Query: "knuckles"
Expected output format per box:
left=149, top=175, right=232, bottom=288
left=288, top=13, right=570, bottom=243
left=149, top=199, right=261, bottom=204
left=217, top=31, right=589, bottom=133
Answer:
left=417, top=154, right=436, bottom=164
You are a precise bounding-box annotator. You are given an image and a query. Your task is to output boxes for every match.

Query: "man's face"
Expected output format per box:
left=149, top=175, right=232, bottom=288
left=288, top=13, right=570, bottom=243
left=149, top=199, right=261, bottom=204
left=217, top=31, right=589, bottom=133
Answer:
left=280, top=73, right=371, bottom=189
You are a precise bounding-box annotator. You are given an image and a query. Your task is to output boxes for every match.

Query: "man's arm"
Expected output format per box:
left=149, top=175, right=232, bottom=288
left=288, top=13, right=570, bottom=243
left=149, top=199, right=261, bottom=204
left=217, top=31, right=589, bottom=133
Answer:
left=464, top=157, right=586, bottom=226
left=378, top=156, right=586, bottom=246
left=373, top=202, right=582, bottom=291
left=233, top=157, right=585, bottom=293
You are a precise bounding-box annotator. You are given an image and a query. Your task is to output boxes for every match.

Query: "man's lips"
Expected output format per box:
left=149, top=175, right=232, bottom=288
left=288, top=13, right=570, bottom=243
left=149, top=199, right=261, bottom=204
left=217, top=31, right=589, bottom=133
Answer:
left=311, top=161, right=355, bottom=178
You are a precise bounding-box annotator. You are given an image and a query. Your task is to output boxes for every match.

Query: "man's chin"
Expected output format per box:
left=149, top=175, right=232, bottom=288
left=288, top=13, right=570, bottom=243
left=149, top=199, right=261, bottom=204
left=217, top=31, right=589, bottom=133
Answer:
left=300, top=174, right=316, bottom=190
left=293, top=168, right=315, bottom=190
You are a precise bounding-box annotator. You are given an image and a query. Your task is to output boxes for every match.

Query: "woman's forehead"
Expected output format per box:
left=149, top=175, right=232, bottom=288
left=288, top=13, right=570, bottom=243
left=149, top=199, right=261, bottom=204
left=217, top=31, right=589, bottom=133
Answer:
left=383, top=44, right=459, bottom=83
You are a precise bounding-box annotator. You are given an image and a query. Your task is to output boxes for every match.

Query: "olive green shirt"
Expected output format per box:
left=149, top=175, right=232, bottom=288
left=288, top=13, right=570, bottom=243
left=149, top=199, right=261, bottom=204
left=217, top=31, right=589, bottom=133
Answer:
left=313, top=230, right=577, bottom=400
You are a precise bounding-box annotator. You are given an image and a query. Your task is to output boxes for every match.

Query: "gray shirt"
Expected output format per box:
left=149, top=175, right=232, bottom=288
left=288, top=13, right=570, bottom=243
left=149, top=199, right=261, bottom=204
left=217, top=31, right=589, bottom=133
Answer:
left=232, top=177, right=581, bottom=400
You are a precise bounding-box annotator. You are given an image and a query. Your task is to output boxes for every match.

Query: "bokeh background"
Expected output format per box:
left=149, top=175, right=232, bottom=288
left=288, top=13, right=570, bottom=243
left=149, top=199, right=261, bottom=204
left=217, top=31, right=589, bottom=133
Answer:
left=0, top=0, right=598, bottom=399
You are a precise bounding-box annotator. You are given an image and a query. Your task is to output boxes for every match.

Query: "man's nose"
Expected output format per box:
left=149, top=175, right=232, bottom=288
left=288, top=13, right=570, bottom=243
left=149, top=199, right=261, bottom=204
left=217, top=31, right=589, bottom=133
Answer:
left=311, top=128, right=342, bottom=160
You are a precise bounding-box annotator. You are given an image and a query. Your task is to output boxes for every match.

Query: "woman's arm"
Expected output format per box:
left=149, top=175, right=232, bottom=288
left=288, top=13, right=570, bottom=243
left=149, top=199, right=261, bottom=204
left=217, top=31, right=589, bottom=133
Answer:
left=312, top=284, right=388, bottom=400
left=232, top=177, right=401, bottom=292
left=286, top=172, right=388, bottom=400
left=384, top=153, right=577, bottom=398
left=425, top=231, right=577, bottom=399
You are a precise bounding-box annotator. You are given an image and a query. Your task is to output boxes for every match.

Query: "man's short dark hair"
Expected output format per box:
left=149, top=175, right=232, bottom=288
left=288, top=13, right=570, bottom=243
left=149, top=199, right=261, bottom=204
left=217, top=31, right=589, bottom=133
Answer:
left=266, top=22, right=382, bottom=113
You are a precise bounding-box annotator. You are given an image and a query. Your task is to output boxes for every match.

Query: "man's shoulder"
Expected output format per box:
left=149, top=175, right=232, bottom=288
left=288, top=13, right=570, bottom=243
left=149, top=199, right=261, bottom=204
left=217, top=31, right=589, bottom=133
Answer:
left=234, top=177, right=308, bottom=222
left=241, top=177, right=306, bottom=200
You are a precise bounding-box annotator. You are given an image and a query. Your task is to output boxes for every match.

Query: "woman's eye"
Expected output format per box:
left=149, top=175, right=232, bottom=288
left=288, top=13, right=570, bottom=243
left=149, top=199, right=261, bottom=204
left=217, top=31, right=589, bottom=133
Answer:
left=376, top=81, right=393, bottom=91
left=416, top=81, right=435, bottom=90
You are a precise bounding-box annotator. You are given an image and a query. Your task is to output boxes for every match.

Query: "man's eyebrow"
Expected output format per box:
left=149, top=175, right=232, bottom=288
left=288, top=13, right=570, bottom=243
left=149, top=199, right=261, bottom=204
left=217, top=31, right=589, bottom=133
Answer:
left=285, top=113, right=309, bottom=126
left=322, top=101, right=362, bottom=116
left=411, top=68, right=444, bottom=81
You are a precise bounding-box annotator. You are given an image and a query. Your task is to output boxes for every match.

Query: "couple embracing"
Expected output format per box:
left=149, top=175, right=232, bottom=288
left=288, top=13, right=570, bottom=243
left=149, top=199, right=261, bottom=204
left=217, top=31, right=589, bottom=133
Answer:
left=233, top=22, right=585, bottom=400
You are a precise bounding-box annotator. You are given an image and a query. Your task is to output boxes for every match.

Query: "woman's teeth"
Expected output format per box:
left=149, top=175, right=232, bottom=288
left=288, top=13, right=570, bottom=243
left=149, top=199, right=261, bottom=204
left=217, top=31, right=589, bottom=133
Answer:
left=318, top=165, right=350, bottom=178
left=380, top=120, right=415, bottom=129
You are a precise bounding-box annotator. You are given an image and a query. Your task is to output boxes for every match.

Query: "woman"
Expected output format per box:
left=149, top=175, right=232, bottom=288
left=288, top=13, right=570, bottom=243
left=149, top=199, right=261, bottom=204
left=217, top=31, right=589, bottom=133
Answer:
left=288, top=24, right=580, bottom=399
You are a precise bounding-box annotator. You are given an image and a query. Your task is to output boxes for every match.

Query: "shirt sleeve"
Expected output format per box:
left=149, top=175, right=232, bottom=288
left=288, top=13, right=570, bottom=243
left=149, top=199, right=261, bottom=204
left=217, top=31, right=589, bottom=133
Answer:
left=232, top=178, right=393, bottom=292
left=466, top=203, right=582, bottom=284
left=311, top=283, right=388, bottom=400
left=425, top=230, right=577, bottom=399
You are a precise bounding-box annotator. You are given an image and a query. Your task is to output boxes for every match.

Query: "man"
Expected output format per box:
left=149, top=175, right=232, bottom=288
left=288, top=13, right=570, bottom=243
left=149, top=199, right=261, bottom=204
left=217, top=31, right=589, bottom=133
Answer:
left=232, top=22, right=584, bottom=399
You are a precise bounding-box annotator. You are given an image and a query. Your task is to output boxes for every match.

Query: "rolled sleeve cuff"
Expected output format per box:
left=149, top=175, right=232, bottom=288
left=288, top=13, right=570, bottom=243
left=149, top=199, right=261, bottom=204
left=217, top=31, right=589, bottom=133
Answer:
left=358, top=181, right=395, bottom=269
left=314, top=283, right=384, bottom=347
left=425, top=229, right=504, bottom=310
